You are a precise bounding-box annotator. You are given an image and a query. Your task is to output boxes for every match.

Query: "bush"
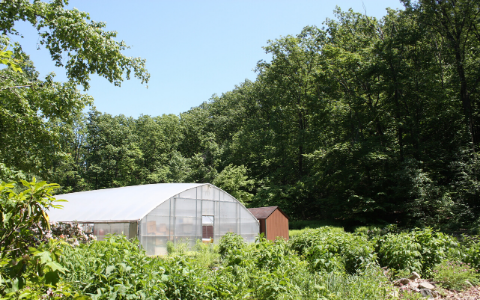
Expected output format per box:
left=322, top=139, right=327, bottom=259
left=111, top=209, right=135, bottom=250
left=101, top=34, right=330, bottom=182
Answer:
left=0, top=179, right=77, bottom=299
left=376, top=232, right=423, bottom=275
left=60, top=234, right=170, bottom=299
left=290, top=227, right=376, bottom=274
left=433, top=260, right=479, bottom=291
left=218, top=232, right=246, bottom=257
left=216, top=236, right=323, bottom=299
left=461, top=235, right=480, bottom=271
left=376, top=228, right=460, bottom=277
left=414, top=228, right=459, bottom=276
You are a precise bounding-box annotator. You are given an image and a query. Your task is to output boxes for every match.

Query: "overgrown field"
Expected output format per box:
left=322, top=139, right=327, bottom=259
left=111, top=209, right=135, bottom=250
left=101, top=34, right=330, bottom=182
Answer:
left=4, top=226, right=480, bottom=299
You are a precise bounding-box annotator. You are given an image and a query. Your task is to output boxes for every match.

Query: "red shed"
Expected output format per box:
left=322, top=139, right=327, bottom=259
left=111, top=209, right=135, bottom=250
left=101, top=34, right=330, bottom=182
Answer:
left=248, top=206, right=289, bottom=241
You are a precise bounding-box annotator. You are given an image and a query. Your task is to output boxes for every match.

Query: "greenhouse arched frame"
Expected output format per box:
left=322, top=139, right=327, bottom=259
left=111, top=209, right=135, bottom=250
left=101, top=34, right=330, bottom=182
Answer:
left=49, top=183, right=259, bottom=255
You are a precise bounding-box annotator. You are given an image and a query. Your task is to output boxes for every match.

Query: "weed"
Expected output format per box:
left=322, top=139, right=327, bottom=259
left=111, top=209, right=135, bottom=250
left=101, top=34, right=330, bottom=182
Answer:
left=433, top=260, right=479, bottom=291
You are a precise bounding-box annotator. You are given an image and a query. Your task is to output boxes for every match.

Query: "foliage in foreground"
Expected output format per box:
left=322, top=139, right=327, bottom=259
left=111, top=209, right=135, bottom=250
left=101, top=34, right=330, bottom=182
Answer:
left=0, top=180, right=77, bottom=299
left=290, top=227, right=377, bottom=274
left=56, top=227, right=480, bottom=299
left=4, top=224, right=480, bottom=299
left=1, top=178, right=480, bottom=299
left=58, top=234, right=398, bottom=300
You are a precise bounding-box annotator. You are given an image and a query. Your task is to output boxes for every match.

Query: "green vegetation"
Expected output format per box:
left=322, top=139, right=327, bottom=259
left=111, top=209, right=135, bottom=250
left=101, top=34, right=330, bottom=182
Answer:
left=2, top=0, right=480, bottom=298
left=1, top=180, right=480, bottom=298
left=433, top=261, right=479, bottom=291
left=3, top=0, right=480, bottom=233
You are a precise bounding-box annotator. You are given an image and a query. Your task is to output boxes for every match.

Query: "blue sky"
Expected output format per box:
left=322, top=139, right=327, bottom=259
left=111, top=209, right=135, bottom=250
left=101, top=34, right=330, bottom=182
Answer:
left=11, top=0, right=404, bottom=118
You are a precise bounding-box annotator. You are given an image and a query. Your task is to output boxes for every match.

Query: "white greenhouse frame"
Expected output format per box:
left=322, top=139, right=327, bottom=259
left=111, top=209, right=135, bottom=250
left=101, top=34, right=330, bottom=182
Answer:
left=49, top=183, right=259, bottom=255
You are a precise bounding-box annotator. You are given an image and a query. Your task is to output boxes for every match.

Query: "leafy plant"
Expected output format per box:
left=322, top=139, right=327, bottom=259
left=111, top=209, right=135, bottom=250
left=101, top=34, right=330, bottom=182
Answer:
left=290, top=227, right=376, bottom=274
left=0, top=179, right=74, bottom=298
left=376, top=232, right=423, bottom=275
left=0, top=179, right=65, bottom=259
left=413, top=228, right=460, bottom=276
left=60, top=234, right=170, bottom=299
left=376, top=228, right=461, bottom=277
left=461, top=235, right=480, bottom=271
left=218, top=232, right=246, bottom=257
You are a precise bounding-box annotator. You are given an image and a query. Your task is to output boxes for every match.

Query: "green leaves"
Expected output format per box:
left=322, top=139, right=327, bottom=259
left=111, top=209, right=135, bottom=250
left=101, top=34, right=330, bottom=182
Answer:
left=0, top=0, right=149, bottom=179
left=0, top=47, right=22, bottom=73
left=0, top=0, right=150, bottom=90
left=0, top=179, right=63, bottom=260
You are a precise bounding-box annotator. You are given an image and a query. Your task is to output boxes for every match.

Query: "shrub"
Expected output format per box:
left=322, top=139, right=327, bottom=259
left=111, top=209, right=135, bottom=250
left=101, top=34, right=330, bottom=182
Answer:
left=376, top=232, right=423, bottom=275
left=413, top=228, right=459, bottom=276
left=0, top=179, right=77, bottom=299
left=376, top=228, right=460, bottom=277
left=218, top=232, right=246, bottom=257
left=60, top=234, right=170, bottom=299
left=290, top=227, right=376, bottom=274
left=433, top=260, right=479, bottom=291
left=217, top=236, right=323, bottom=299
left=461, top=235, right=480, bottom=271
left=289, top=226, right=345, bottom=255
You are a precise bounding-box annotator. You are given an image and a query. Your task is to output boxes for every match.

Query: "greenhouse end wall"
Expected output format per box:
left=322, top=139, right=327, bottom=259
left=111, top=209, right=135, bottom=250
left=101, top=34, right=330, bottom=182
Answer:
left=139, top=185, right=259, bottom=256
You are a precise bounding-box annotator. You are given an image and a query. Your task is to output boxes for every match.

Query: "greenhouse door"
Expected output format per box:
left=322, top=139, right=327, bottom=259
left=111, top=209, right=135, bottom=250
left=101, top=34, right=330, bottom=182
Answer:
left=202, top=215, right=214, bottom=242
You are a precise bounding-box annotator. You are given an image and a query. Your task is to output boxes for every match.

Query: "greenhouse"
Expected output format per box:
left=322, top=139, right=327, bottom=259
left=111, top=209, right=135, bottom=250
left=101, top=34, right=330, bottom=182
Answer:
left=48, top=183, right=259, bottom=255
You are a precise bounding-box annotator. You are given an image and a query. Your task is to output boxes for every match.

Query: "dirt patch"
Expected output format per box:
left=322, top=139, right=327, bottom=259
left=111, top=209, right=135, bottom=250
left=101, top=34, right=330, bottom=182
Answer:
left=435, top=286, right=480, bottom=299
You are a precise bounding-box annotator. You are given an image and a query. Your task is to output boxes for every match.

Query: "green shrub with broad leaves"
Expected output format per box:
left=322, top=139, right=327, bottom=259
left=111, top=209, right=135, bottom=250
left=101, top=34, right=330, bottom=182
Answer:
left=414, top=228, right=460, bottom=276
left=218, top=232, right=246, bottom=257
left=60, top=234, right=169, bottom=299
left=375, top=228, right=460, bottom=277
left=215, top=235, right=330, bottom=299
left=0, top=179, right=85, bottom=299
left=376, top=232, right=422, bottom=276
left=461, top=235, right=480, bottom=271
left=290, top=227, right=376, bottom=274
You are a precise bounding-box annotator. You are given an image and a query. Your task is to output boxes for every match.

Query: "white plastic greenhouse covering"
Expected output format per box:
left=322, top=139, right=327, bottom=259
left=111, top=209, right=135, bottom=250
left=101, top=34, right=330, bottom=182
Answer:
left=49, top=183, right=259, bottom=255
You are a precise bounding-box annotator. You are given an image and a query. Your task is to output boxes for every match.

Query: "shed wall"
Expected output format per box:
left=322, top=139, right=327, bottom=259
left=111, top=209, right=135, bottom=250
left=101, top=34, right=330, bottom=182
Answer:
left=265, top=209, right=289, bottom=241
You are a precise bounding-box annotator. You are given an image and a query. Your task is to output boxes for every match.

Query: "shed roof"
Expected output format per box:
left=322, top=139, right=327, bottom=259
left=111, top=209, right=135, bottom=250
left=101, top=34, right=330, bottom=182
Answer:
left=248, top=206, right=289, bottom=220
left=48, top=183, right=204, bottom=223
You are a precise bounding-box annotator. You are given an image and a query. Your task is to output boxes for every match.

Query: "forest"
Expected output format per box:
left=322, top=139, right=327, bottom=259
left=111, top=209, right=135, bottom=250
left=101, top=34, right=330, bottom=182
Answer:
left=1, top=0, right=480, bottom=232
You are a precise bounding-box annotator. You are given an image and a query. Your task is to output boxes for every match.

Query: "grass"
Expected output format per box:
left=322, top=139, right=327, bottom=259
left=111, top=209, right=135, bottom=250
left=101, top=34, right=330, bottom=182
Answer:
left=289, top=219, right=342, bottom=230
left=289, top=221, right=344, bottom=238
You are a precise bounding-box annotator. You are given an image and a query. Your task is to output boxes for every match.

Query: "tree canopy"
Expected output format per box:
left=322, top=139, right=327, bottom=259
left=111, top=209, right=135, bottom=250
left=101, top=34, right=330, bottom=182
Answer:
left=2, top=0, right=480, bottom=230
left=0, top=0, right=149, bottom=176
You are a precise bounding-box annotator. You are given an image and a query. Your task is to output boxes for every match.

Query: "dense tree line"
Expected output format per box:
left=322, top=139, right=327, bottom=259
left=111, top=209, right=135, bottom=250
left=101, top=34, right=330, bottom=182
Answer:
left=1, top=0, right=480, bottom=230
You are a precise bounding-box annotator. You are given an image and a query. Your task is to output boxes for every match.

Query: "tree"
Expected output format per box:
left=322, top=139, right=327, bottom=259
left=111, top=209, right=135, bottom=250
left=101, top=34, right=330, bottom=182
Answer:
left=213, top=164, right=254, bottom=205
left=402, top=0, right=480, bottom=149
left=84, top=110, right=142, bottom=189
left=0, top=0, right=149, bottom=177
